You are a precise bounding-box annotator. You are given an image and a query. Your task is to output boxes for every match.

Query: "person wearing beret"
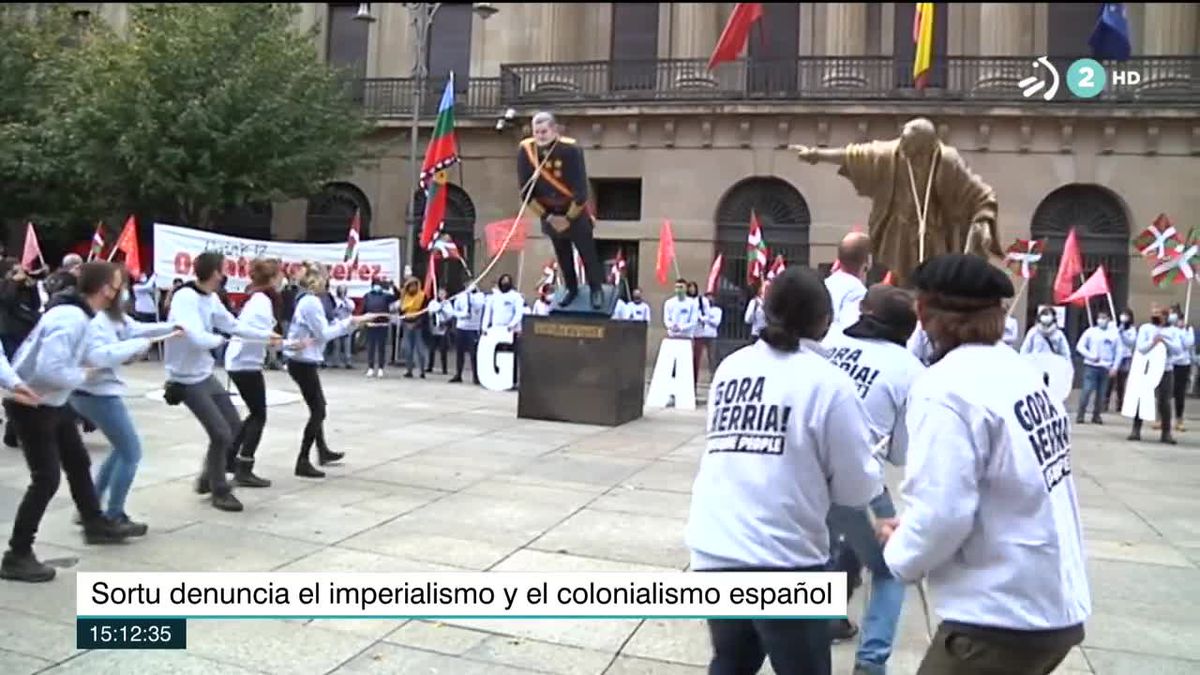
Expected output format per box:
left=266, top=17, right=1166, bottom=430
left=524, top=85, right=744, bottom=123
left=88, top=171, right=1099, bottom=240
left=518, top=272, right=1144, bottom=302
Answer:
left=877, top=254, right=1091, bottom=675
left=516, top=111, right=605, bottom=310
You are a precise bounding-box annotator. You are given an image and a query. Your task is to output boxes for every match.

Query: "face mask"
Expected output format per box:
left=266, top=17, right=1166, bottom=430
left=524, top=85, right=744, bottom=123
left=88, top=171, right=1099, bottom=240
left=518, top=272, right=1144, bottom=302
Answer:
left=1097, top=318, right=1109, bottom=329
left=632, top=296, right=642, bottom=303
left=1120, top=315, right=1130, bottom=324
left=1169, top=313, right=1180, bottom=323
left=499, top=282, right=512, bottom=293
left=675, top=289, right=685, bottom=299
left=1039, top=315, right=1055, bottom=326
left=1152, top=315, right=1164, bottom=326
left=372, top=285, right=381, bottom=292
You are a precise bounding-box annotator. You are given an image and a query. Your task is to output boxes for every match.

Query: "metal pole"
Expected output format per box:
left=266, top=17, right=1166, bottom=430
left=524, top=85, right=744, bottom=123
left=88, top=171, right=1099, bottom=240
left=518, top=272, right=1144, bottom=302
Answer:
left=404, top=4, right=440, bottom=270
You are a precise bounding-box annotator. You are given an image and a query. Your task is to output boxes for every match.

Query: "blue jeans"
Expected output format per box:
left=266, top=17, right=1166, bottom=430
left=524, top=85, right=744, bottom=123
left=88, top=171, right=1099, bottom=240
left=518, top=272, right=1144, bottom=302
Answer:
left=69, top=393, right=142, bottom=519
left=401, top=321, right=428, bottom=372
left=365, top=326, right=389, bottom=369
left=827, top=490, right=905, bottom=673
left=1078, top=365, right=1110, bottom=421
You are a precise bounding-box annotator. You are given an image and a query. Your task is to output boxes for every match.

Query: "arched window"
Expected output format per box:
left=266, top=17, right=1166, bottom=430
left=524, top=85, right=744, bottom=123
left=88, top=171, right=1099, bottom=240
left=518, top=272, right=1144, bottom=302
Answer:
left=410, top=183, right=477, bottom=294
left=1029, top=184, right=1131, bottom=363
left=712, top=177, right=812, bottom=359
left=305, top=183, right=372, bottom=243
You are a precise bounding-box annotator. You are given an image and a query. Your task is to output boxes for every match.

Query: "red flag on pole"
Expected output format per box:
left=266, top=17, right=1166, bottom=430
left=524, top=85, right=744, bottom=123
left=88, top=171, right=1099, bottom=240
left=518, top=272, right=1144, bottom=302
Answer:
left=1053, top=227, right=1084, bottom=303
left=707, top=3, right=764, bottom=71
left=108, top=215, right=142, bottom=278
left=1062, top=266, right=1111, bottom=305
left=706, top=253, right=724, bottom=294
left=656, top=219, right=677, bottom=286
left=21, top=222, right=43, bottom=272
left=484, top=218, right=528, bottom=257
left=881, top=270, right=896, bottom=286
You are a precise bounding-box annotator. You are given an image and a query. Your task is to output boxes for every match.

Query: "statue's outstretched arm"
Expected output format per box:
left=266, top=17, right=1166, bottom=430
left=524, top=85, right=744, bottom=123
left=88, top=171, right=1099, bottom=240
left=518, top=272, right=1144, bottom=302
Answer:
left=789, top=144, right=847, bottom=166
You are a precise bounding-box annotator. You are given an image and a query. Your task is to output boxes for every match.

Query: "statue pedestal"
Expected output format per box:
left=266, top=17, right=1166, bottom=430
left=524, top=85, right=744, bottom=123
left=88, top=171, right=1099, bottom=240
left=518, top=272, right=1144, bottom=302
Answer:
left=517, top=315, right=647, bottom=426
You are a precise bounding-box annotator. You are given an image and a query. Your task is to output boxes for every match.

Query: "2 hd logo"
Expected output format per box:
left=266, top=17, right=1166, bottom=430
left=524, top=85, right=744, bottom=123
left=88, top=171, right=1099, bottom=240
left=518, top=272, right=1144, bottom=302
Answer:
left=1020, top=57, right=1145, bottom=100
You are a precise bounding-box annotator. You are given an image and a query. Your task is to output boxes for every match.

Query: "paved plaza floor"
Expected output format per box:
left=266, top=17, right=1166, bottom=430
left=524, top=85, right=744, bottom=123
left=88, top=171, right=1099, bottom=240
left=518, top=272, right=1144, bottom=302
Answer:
left=0, top=362, right=1194, bottom=674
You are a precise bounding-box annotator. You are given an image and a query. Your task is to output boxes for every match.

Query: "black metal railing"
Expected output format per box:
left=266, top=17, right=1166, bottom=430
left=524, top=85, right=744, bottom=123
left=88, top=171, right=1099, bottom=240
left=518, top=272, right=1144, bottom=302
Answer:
left=354, top=56, right=1198, bottom=117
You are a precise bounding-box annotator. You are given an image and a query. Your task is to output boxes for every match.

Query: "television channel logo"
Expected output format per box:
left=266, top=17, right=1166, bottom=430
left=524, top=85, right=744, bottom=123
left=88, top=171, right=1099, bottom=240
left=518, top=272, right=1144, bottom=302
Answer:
left=1066, top=59, right=1107, bottom=98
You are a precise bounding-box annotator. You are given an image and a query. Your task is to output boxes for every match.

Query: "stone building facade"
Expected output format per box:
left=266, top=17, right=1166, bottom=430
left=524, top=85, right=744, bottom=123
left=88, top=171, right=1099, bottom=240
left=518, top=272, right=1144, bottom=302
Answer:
left=71, top=3, right=1200, bottom=358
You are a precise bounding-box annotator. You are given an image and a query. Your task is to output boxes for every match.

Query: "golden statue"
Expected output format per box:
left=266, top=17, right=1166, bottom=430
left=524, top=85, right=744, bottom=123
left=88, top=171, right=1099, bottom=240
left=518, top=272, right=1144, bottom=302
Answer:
left=792, top=118, right=1001, bottom=284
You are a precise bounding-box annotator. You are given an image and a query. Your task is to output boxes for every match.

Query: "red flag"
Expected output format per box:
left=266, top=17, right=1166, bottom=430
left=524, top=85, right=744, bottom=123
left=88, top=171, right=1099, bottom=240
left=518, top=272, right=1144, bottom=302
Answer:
left=610, top=249, right=627, bottom=285
left=484, top=218, right=528, bottom=257
left=706, top=253, right=724, bottom=295
left=1052, top=228, right=1083, bottom=304
left=881, top=270, right=896, bottom=286
left=423, top=252, right=438, bottom=298
left=21, top=222, right=43, bottom=271
left=656, top=219, right=676, bottom=286
left=707, top=3, right=764, bottom=71
left=1062, top=266, right=1111, bottom=305
left=419, top=173, right=449, bottom=251
left=110, top=215, right=142, bottom=278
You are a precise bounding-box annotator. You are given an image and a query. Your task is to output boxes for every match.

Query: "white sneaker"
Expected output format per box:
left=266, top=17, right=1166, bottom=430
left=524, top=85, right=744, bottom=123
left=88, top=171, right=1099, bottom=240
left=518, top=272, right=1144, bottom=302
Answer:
left=376, top=369, right=385, bottom=379
left=365, top=369, right=375, bottom=378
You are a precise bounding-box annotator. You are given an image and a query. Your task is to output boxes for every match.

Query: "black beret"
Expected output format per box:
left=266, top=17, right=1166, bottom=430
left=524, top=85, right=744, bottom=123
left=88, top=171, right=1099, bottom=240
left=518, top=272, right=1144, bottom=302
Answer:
left=911, top=254, right=1014, bottom=300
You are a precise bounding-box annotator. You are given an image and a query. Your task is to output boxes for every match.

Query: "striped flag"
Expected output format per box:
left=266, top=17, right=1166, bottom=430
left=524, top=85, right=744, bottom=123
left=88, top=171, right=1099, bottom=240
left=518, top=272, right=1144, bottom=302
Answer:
left=746, top=211, right=769, bottom=284
left=540, top=259, right=558, bottom=288
left=609, top=249, right=626, bottom=285
left=419, top=74, right=461, bottom=251
left=765, top=254, right=786, bottom=284
left=343, top=209, right=361, bottom=264
left=1152, top=230, right=1199, bottom=287
left=1005, top=238, right=1045, bottom=279
left=706, top=253, right=724, bottom=295
left=913, top=3, right=935, bottom=90
left=431, top=233, right=462, bottom=261
left=87, top=223, right=105, bottom=262
left=1133, top=213, right=1181, bottom=260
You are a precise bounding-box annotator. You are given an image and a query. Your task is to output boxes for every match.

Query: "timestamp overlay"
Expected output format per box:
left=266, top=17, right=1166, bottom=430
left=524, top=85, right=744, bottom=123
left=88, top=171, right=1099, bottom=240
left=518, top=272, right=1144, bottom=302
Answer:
left=76, top=617, right=187, bottom=650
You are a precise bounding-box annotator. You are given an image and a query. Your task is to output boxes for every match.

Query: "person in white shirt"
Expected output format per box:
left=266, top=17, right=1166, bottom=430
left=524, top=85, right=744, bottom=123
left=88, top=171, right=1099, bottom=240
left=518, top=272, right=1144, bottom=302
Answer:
left=907, top=322, right=934, bottom=365
left=131, top=273, right=159, bottom=323
left=663, top=279, right=699, bottom=339
left=1002, top=315, right=1019, bottom=348
left=620, top=288, right=651, bottom=323
left=425, top=288, right=456, bottom=375
left=450, top=282, right=486, bottom=384
left=743, top=294, right=766, bottom=340
left=165, top=252, right=280, bottom=512
left=481, top=274, right=525, bottom=388
left=879, top=254, right=1090, bottom=674
left=1127, top=304, right=1182, bottom=443
left=687, top=282, right=713, bottom=378
left=1167, top=304, right=1194, bottom=433
left=821, top=284, right=924, bottom=672
left=694, top=291, right=723, bottom=379
left=824, top=232, right=870, bottom=330
left=1106, top=309, right=1138, bottom=412
left=1074, top=311, right=1120, bottom=424
left=686, top=266, right=882, bottom=675
left=611, top=293, right=627, bottom=320
left=328, top=285, right=356, bottom=369
left=531, top=284, right=554, bottom=316
left=1020, top=306, right=1071, bottom=360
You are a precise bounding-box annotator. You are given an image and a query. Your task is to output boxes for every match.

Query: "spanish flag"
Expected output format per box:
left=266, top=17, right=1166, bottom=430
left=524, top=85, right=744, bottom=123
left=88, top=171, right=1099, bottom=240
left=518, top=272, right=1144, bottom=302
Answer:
left=913, top=3, right=935, bottom=90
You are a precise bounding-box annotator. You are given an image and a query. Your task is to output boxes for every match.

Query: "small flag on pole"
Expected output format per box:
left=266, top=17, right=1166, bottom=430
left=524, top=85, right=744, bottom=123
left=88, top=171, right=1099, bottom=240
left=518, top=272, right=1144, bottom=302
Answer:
left=21, top=222, right=43, bottom=272
left=1052, top=228, right=1084, bottom=303
left=610, top=249, right=626, bottom=285
left=343, top=209, right=361, bottom=264
left=1062, top=266, right=1112, bottom=305
left=109, top=215, right=142, bottom=278
left=913, top=3, right=935, bottom=89
left=88, top=223, right=105, bottom=262
left=746, top=211, right=768, bottom=284
left=1151, top=230, right=1199, bottom=287
left=1133, top=214, right=1181, bottom=260
left=656, top=219, right=677, bottom=286
left=1005, top=238, right=1045, bottom=279
left=706, top=253, right=724, bottom=295
left=707, top=3, right=764, bottom=71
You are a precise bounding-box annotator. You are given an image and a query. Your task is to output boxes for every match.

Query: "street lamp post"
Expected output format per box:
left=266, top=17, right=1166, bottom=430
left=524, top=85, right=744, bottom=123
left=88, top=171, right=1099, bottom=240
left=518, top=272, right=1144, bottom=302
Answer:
left=357, top=2, right=499, bottom=268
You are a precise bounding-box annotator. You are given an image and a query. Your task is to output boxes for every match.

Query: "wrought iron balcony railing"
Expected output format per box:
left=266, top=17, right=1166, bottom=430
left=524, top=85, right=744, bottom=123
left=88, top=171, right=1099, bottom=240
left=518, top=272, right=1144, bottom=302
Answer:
left=355, top=56, right=1199, bottom=118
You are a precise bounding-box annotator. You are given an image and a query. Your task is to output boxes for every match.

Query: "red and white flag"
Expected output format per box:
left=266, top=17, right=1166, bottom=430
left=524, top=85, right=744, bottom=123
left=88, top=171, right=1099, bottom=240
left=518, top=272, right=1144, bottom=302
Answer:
left=343, top=209, right=361, bottom=264
left=87, top=223, right=105, bottom=262
left=431, top=234, right=462, bottom=261
left=707, top=3, right=764, bottom=70
left=1133, top=214, right=1181, bottom=260
left=1005, top=238, right=1045, bottom=279
left=706, top=253, right=724, bottom=295
left=609, top=249, right=626, bottom=285
left=765, top=254, right=786, bottom=284
left=21, top=222, right=43, bottom=272
left=746, top=211, right=768, bottom=284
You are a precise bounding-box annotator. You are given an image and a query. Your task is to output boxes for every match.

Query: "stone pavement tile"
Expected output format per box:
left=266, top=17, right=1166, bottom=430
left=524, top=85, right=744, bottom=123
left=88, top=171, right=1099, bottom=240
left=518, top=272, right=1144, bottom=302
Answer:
left=605, top=656, right=705, bottom=675
left=438, top=616, right=640, bottom=653
left=407, top=494, right=580, bottom=541
left=1085, top=560, right=1200, bottom=622
left=0, top=648, right=51, bottom=675
left=435, top=436, right=569, bottom=459
left=93, top=521, right=322, bottom=573
left=1139, top=515, right=1200, bottom=548
left=590, top=486, right=693, bottom=520
left=531, top=509, right=689, bottom=568
left=1085, top=538, right=1195, bottom=568
left=385, top=620, right=490, bottom=655
left=334, top=642, right=541, bottom=675
left=1060, top=646, right=1094, bottom=672
left=402, top=448, right=540, bottom=474
left=1082, top=612, right=1200, bottom=661
left=350, top=486, right=451, bottom=516
left=620, top=619, right=707, bottom=666
left=459, top=480, right=600, bottom=510
left=1084, top=647, right=1200, bottom=675
left=503, top=455, right=650, bottom=488
left=620, top=461, right=699, bottom=494
left=40, top=650, right=270, bottom=675
left=483, top=474, right=614, bottom=498
left=462, top=633, right=613, bottom=675
left=0, top=608, right=77, bottom=663
left=491, top=549, right=679, bottom=574
left=186, top=619, right=375, bottom=675
left=1079, top=505, right=1168, bottom=543
left=350, top=459, right=493, bottom=492
left=339, top=516, right=523, bottom=570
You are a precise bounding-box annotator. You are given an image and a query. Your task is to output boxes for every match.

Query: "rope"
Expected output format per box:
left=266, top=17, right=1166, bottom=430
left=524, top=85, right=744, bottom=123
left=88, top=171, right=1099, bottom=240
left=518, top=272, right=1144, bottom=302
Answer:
left=398, top=142, right=556, bottom=321
left=906, top=149, right=938, bottom=264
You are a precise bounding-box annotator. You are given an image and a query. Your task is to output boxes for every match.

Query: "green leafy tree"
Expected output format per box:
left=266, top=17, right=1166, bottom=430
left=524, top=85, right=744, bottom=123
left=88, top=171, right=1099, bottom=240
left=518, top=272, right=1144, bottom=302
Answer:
left=47, top=3, right=376, bottom=229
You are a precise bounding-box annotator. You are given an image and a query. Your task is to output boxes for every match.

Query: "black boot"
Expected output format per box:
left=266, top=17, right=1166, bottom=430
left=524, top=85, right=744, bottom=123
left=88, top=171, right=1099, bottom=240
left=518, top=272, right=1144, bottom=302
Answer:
left=0, top=550, right=55, bottom=583
left=115, top=514, right=148, bottom=537
left=295, top=448, right=325, bottom=478
left=195, top=475, right=211, bottom=495
left=590, top=288, right=603, bottom=309
left=558, top=287, right=578, bottom=308
left=83, top=516, right=135, bottom=544
left=234, top=459, right=272, bottom=488
left=1162, top=435, right=1179, bottom=445
left=211, top=491, right=243, bottom=512
left=317, top=447, right=344, bottom=466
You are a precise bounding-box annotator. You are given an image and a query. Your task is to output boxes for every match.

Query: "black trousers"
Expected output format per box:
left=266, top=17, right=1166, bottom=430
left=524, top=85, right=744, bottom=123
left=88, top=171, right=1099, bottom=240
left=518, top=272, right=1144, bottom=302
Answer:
left=455, top=329, right=480, bottom=382
left=701, top=565, right=831, bottom=675
left=365, top=326, right=389, bottom=369
left=228, top=370, right=267, bottom=464
left=1132, top=370, right=1174, bottom=436
left=5, top=402, right=104, bottom=554
left=287, top=361, right=328, bottom=456
left=917, top=621, right=1083, bottom=675
left=427, top=332, right=450, bottom=373
left=545, top=213, right=603, bottom=292
left=1173, top=364, right=1190, bottom=419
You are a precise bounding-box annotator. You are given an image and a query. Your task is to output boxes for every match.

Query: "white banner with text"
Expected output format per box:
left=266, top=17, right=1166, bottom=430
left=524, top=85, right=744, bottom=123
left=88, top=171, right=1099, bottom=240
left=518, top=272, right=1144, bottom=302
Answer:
left=152, top=223, right=401, bottom=297
left=77, top=571, right=847, bottom=619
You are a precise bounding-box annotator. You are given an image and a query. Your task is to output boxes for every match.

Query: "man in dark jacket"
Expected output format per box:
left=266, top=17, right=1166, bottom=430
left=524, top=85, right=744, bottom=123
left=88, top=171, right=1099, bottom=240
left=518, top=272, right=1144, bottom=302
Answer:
left=361, top=277, right=398, bottom=377
left=42, top=254, right=83, bottom=299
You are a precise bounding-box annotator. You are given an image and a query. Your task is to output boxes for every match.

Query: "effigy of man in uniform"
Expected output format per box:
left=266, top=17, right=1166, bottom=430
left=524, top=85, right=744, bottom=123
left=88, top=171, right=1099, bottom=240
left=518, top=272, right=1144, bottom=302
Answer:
left=516, top=111, right=605, bottom=309
left=792, top=117, right=1001, bottom=285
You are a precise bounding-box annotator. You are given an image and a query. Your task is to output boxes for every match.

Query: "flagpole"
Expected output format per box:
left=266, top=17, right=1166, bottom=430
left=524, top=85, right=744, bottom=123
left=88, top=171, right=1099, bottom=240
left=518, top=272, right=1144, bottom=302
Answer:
left=1079, top=272, right=1093, bottom=326
left=1006, top=277, right=1030, bottom=320
left=517, top=249, right=526, bottom=293
left=1186, top=280, right=1194, bottom=325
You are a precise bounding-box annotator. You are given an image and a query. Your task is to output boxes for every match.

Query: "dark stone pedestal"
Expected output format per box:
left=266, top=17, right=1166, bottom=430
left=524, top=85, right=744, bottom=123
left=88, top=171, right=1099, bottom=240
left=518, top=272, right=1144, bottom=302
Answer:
left=551, top=284, right=620, bottom=316
left=517, top=314, right=647, bottom=427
